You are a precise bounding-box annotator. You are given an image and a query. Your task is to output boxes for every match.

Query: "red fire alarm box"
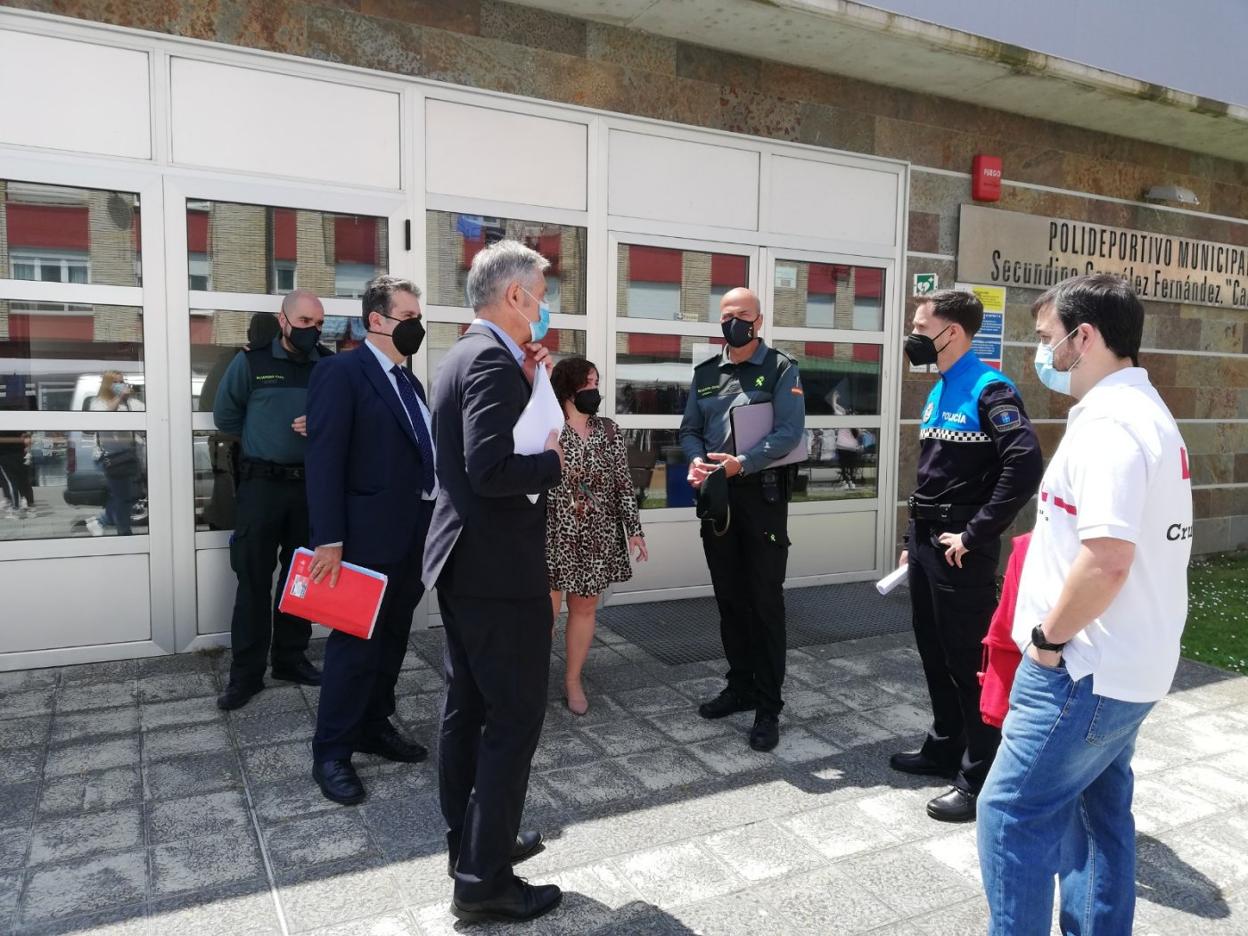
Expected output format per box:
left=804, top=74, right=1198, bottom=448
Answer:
left=972, top=155, right=1003, bottom=201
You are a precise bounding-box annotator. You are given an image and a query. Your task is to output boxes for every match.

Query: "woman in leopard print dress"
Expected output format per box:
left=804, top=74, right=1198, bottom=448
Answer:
left=548, top=357, right=647, bottom=715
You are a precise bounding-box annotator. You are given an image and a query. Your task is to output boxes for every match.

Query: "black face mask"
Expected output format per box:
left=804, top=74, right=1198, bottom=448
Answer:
left=721, top=316, right=756, bottom=348
left=573, top=388, right=601, bottom=415
left=370, top=314, right=426, bottom=357
left=903, top=325, right=951, bottom=367
left=287, top=325, right=321, bottom=356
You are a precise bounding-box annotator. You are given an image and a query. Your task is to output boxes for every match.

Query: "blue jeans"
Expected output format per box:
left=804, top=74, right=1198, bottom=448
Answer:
left=978, top=653, right=1155, bottom=936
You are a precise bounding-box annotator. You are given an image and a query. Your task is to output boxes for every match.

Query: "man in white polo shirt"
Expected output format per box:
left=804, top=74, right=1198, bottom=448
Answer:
left=977, top=274, right=1193, bottom=936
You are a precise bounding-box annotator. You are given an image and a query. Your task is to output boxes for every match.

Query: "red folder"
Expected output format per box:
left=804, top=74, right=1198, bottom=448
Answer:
left=278, top=547, right=388, bottom=640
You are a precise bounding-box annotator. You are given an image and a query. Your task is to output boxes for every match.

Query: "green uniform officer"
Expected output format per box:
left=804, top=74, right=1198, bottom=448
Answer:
left=679, top=287, right=806, bottom=752
left=213, top=289, right=329, bottom=710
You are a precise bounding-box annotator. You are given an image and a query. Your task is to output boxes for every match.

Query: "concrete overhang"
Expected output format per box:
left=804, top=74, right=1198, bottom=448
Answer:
left=514, top=0, right=1248, bottom=163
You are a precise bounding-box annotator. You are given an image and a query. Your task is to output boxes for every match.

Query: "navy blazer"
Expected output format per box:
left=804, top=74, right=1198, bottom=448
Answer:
left=305, top=343, right=433, bottom=568
left=423, top=324, right=563, bottom=599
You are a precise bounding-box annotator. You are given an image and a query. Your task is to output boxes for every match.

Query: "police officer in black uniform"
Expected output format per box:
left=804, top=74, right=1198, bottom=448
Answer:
left=680, top=287, right=805, bottom=752
left=214, top=289, right=329, bottom=710
left=892, top=289, right=1042, bottom=822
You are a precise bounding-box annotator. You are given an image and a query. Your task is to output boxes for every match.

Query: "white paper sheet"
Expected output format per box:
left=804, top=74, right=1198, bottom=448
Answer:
left=875, top=564, right=909, bottom=596
left=512, top=365, right=565, bottom=503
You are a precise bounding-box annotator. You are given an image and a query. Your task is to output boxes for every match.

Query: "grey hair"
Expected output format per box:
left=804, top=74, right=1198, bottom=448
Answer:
left=361, top=275, right=421, bottom=329
left=464, top=239, right=550, bottom=311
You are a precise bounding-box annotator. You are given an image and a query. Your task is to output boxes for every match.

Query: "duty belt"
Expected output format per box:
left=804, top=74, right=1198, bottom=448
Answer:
left=240, top=458, right=305, bottom=482
left=907, top=497, right=981, bottom=523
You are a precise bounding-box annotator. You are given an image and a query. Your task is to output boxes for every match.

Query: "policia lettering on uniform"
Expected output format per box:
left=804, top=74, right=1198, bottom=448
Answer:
left=213, top=290, right=330, bottom=711
left=892, top=289, right=1043, bottom=823
left=680, top=287, right=805, bottom=754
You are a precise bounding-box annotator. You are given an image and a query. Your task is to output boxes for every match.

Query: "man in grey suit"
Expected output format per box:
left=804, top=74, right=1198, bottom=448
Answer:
left=424, top=240, right=564, bottom=924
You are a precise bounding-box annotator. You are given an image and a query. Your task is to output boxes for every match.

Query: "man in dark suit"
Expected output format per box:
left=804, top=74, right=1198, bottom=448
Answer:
left=305, top=275, right=437, bottom=805
left=424, top=240, right=565, bottom=924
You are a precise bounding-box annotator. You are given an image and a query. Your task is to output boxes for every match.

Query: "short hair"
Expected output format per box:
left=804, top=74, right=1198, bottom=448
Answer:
left=1032, top=274, right=1143, bottom=366
left=465, top=239, right=550, bottom=311
left=361, top=275, right=421, bottom=330
left=919, top=289, right=983, bottom=337
left=551, top=357, right=597, bottom=409
left=248, top=312, right=280, bottom=347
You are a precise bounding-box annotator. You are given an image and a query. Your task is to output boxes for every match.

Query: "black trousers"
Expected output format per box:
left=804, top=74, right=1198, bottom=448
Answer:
left=438, top=591, right=551, bottom=901
left=227, top=477, right=312, bottom=685
left=701, top=479, right=790, bottom=716
left=908, top=519, right=1002, bottom=794
left=312, top=522, right=429, bottom=763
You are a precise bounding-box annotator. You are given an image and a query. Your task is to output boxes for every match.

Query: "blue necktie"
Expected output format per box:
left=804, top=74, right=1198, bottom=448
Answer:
left=391, top=364, right=436, bottom=495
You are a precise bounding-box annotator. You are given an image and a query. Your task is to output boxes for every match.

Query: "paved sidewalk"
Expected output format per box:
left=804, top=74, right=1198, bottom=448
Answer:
left=2, top=620, right=1248, bottom=935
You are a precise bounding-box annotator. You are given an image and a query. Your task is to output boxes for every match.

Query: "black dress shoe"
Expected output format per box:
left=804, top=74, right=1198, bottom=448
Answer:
left=698, top=688, right=756, bottom=720
left=216, top=680, right=263, bottom=711
left=749, top=712, right=780, bottom=752
left=355, top=721, right=427, bottom=763
left=448, top=830, right=545, bottom=878
left=889, top=750, right=957, bottom=779
left=313, top=759, right=365, bottom=806
left=451, top=878, right=562, bottom=924
left=271, top=657, right=322, bottom=686
left=927, top=787, right=978, bottom=823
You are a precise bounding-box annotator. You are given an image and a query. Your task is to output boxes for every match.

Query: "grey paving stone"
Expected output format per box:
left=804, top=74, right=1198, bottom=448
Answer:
left=544, top=693, right=631, bottom=729
left=780, top=800, right=904, bottom=860
left=232, top=707, right=314, bottom=747
left=0, top=781, right=40, bottom=828
left=44, top=736, right=138, bottom=780
left=251, top=775, right=342, bottom=825
left=19, top=851, right=147, bottom=924
left=143, top=751, right=242, bottom=801
left=142, top=721, right=232, bottom=763
left=532, top=730, right=606, bottom=773
left=855, top=787, right=948, bottom=842
left=277, top=856, right=405, bottom=935
left=615, top=746, right=715, bottom=794
left=0, top=715, right=50, bottom=750
left=0, top=669, right=58, bottom=694
left=909, top=895, right=990, bottom=935
left=610, top=685, right=692, bottom=718
left=140, top=696, right=225, bottom=731
left=15, top=902, right=148, bottom=936
left=861, top=700, right=933, bottom=736
left=300, top=911, right=422, bottom=936
left=135, top=652, right=216, bottom=678
left=239, top=739, right=312, bottom=784
left=1133, top=775, right=1223, bottom=835
left=38, top=767, right=142, bottom=817
left=48, top=706, right=139, bottom=745
left=614, top=840, right=741, bottom=908
left=137, top=672, right=219, bottom=704
left=55, top=682, right=137, bottom=713
left=359, top=794, right=446, bottom=858
left=915, top=825, right=983, bottom=886
left=1159, top=763, right=1248, bottom=809
left=386, top=851, right=455, bottom=911
left=362, top=763, right=437, bottom=802
left=3, top=688, right=57, bottom=719
left=671, top=888, right=800, bottom=936
left=264, top=811, right=376, bottom=872
left=0, top=868, right=20, bottom=925
left=0, top=824, right=30, bottom=871
left=146, top=881, right=283, bottom=936
left=392, top=694, right=439, bottom=730
left=839, top=845, right=980, bottom=917
left=700, top=820, right=823, bottom=883
left=768, top=864, right=901, bottom=934
left=146, top=789, right=251, bottom=845
left=646, top=710, right=735, bottom=745
left=542, top=761, right=642, bottom=810
left=779, top=686, right=853, bottom=722
left=28, top=806, right=143, bottom=866
left=687, top=733, right=777, bottom=777
left=770, top=726, right=842, bottom=764
left=668, top=676, right=726, bottom=705
left=583, top=665, right=664, bottom=694
left=150, top=830, right=265, bottom=897
left=58, top=660, right=140, bottom=686
left=578, top=720, right=668, bottom=757
left=227, top=684, right=308, bottom=717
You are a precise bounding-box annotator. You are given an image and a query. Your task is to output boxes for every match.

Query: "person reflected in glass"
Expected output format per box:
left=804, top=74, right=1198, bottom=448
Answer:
left=88, top=370, right=145, bottom=536
left=547, top=357, right=647, bottom=715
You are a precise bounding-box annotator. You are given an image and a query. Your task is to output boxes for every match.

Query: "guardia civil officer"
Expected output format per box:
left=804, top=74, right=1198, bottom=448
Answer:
left=214, top=289, right=329, bottom=711
left=679, top=287, right=805, bottom=752
left=893, top=289, right=1042, bottom=822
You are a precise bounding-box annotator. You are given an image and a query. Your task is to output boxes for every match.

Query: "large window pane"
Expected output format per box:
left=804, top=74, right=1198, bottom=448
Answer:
left=771, top=340, right=881, bottom=417
left=615, top=333, right=725, bottom=416
left=187, top=201, right=387, bottom=297
left=0, top=429, right=148, bottom=539
left=193, top=429, right=237, bottom=532
left=426, top=212, right=586, bottom=314
left=618, top=245, right=749, bottom=323
left=2, top=180, right=141, bottom=288
left=427, top=323, right=588, bottom=383
left=621, top=429, right=695, bottom=509
left=794, top=426, right=879, bottom=502
left=0, top=301, right=144, bottom=411
left=773, top=261, right=884, bottom=331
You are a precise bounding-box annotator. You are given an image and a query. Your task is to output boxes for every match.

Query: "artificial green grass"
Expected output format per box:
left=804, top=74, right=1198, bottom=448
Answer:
left=1184, top=551, right=1248, bottom=675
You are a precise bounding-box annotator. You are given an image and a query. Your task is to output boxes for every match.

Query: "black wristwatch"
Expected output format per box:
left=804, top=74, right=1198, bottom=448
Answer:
left=1031, top=624, right=1066, bottom=652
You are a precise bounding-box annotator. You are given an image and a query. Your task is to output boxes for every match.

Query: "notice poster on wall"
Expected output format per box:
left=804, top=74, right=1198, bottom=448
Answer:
left=956, top=282, right=1005, bottom=370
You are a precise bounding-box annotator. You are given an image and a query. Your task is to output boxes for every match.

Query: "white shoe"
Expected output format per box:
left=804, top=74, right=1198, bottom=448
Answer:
left=86, top=517, right=105, bottom=536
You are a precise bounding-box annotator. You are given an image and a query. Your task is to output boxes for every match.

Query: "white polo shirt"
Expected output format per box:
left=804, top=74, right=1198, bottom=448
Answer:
left=1013, top=367, right=1193, bottom=702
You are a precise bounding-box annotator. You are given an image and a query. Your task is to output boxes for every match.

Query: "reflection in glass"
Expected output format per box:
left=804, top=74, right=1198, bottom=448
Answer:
left=618, top=245, right=749, bottom=323
left=427, top=323, right=587, bottom=381
left=771, top=340, right=881, bottom=417
left=620, top=429, right=694, bottom=510
left=186, top=201, right=387, bottom=297
left=0, top=301, right=145, bottom=411
left=794, top=427, right=879, bottom=502
left=193, top=429, right=238, bottom=532
left=772, top=261, right=884, bottom=331
left=2, top=180, right=142, bottom=288
left=615, top=333, right=725, bottom=416
left=0, top=429, right=148, bottom=540
left=425, top=212, right=587, bottom=315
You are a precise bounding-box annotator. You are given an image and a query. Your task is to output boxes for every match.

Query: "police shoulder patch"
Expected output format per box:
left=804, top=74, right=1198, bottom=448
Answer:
left=988, top=404, right=1022, bottom=433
